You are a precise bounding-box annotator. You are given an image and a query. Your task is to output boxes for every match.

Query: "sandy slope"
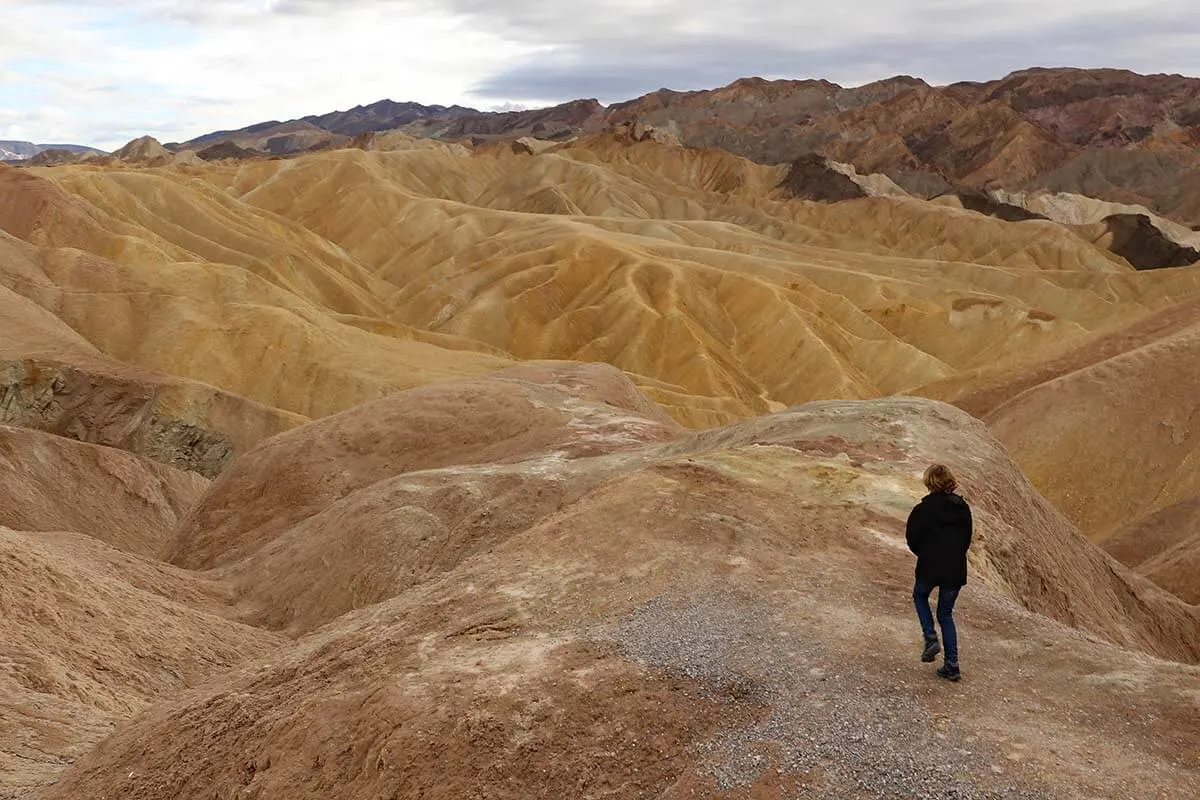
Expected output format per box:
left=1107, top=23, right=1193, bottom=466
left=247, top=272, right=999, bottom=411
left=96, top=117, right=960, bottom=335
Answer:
left=0, top=171, right=512, bottom=422
left=0, top=526, right=282, bottom=796
left=35, top=365, right=1200, bottom=800
left=926, top=293, right=1200, bottom=537
left=920, top=294, right=1200, bottom=606
left=0, top=425, right=205, bottom=556
left=6, top=136, right=1200, bottom=429
left=0, top=232, right=304, bottom=474
left=1106, top=499, right=1200, bottom=605
left=0, top=423, right=284, bottom=797
left=970, top=315, right=1200, bottom=542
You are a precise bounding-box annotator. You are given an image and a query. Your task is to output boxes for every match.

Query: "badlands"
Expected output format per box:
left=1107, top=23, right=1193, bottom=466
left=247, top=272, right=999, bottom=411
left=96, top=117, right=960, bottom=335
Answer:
left=2, top=68, right=1199, bottom=799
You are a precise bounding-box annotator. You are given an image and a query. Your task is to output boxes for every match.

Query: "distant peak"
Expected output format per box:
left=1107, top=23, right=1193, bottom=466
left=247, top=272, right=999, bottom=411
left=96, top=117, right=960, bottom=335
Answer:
left=113, top=135, right=170, bottom=163
left=724, top=75, right=839, bottom=90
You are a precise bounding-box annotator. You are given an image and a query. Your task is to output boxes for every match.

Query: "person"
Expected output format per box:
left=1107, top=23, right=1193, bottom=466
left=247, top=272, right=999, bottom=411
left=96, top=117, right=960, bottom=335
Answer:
left=905, top=464, right=972, bottom=682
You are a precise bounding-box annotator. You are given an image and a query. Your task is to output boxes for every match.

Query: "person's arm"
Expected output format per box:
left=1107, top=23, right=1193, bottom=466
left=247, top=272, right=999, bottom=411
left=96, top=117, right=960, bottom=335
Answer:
left=964, top=503, right=973, bottom=551
left=905, top=504, right=923, bottom=555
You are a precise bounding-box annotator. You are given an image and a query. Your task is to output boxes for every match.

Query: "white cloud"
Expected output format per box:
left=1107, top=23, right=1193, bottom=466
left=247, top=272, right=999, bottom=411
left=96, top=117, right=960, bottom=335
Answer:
left=3, top=0, right=1199, bottom=149
left=430, top=0, right=1200, bottom=99
left=1, top=0, right=534, bottom=148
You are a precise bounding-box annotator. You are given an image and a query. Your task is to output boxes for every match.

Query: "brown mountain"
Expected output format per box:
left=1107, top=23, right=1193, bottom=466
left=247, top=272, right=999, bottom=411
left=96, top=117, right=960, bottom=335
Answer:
left=605, top=68, right=1200, bottom=221
left=174, top=101, right=479, bottom=154
left=180, top=67, right=1200, bottom=226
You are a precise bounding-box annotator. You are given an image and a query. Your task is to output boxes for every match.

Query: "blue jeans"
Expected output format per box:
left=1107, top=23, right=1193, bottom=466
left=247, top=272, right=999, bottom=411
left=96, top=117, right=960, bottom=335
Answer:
left=914, top=581, right=960, bottom=664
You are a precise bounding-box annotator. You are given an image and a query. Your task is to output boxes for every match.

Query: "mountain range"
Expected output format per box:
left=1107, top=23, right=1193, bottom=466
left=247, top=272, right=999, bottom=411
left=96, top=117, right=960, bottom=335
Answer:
left=3, top=65, right=1199, bottom=799
left=163, top=67, right=1200, bottom=227
left=0, top=140, right=106, bottom=162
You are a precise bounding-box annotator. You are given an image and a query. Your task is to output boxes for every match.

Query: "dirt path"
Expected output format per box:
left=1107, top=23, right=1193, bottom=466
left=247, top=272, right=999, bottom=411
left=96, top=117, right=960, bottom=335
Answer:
left=604, top=558, right=1199, bottom=799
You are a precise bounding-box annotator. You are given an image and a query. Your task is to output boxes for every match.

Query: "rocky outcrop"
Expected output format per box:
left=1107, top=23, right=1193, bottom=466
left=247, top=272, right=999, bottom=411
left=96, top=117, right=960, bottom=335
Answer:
left=196, top=141, right=263, bottom=161
left=264, top=131, right=351, bottom=155
left=113, top=136, right=171, bottom=164
left=302, top=99, right=477, bottom=136
left=170, top=149, right=205, bottom=166
left=956, top=189, right=1048, bottom=222
left=1101, top=213, right=1200, bottom=269
left=27, top=148, right=85, bottom=166
left=777, top=153, right=869, bottom=201
left=0, top=359, right=235, bottom=477
left=437, top=98, right=605, bottom=140
left=511, top=136, right=560, bottom=156
left=1036, top=149, right=1200, bottom=226
left=629, top=119, right=681, bottom=146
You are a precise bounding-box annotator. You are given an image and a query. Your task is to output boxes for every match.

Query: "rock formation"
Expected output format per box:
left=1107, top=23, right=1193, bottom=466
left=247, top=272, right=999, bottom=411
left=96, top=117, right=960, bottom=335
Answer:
left=16, top=366, right=1199, bottom=800
left=27, top=148, right=86, bottom=167
left=112, top=136, right=171, bottom=165
left=195, top=140, right=263, bottom=161
left=1098, top=213, right=1200, bottom=269
left=173, top=68, right=1200, bottom=226
left=777, top=153, right=870, bottom=201
left=3, top=84, right=1200, bottom=797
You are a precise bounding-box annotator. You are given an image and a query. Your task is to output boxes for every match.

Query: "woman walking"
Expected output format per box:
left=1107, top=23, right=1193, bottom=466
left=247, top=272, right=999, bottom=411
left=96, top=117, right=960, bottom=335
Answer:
left=905, top=464, right=973, bottom=682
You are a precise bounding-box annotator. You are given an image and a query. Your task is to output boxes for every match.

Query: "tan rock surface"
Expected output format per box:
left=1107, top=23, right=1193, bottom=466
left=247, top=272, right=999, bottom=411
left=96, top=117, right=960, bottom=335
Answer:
left=0, top=231, right=304, bottom=473
left=935, top=295, right=1200, bottom=542
left=36, top=367, right=1200, bottom=800
left=0, top=168, right=513, bottom=421
left=0, top=387, right=284, bottom=796
left=204, top=143, right=1200, bottom=422
left=111, top=136, right=171, bottom=165
left=7, top=136, right=1200, bottom=429
left=0, top=424, right=206, bottom=556
left=0, top=524, right=282, bottom=795
left=165, top=362, right=681, bottom=575
left=1105, top=498, right=1200, bottom=605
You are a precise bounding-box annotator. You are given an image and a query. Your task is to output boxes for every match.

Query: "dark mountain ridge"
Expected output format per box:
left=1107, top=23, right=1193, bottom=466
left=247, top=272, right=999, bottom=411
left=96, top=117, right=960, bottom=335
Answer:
left=162, top=66, right=1200, bottom=226
left=0, top=141, right=107, bottom=161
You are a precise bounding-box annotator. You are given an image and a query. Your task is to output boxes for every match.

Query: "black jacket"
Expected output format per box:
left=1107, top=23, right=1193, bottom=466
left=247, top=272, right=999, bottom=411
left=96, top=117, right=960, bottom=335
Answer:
left=905, top=491, right=973, bottom=587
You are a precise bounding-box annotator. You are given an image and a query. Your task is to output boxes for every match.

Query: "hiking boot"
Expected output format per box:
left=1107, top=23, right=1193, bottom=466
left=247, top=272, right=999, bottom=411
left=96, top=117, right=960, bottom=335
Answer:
left=937, top=663, right=961, bottom=682
left=921, top=637, right=941, bottom=662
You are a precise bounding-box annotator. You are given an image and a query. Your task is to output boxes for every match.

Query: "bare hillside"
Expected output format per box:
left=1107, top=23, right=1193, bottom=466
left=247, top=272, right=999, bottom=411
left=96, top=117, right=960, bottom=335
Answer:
left=24, top=366, right=1196, bottom=800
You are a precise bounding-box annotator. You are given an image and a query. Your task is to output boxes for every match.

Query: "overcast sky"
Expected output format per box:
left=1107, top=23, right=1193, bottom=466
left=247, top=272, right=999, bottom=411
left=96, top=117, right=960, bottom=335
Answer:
left=3, top=0, right=1198, bottom=150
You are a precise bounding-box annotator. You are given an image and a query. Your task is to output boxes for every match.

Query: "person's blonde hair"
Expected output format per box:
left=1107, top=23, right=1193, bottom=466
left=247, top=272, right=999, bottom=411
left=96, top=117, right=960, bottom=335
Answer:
left=923, top=464, right=958, bottom=493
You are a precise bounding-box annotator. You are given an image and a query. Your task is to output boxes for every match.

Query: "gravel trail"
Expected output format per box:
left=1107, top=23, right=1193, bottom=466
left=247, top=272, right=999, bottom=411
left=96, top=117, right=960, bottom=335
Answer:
left=602, top=589, right=1055, bottom=799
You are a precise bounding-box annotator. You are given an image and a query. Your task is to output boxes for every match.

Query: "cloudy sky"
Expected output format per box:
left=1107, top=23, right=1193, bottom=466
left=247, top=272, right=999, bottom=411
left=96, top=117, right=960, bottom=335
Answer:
left=3, top=0, right=1198, bottom=150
